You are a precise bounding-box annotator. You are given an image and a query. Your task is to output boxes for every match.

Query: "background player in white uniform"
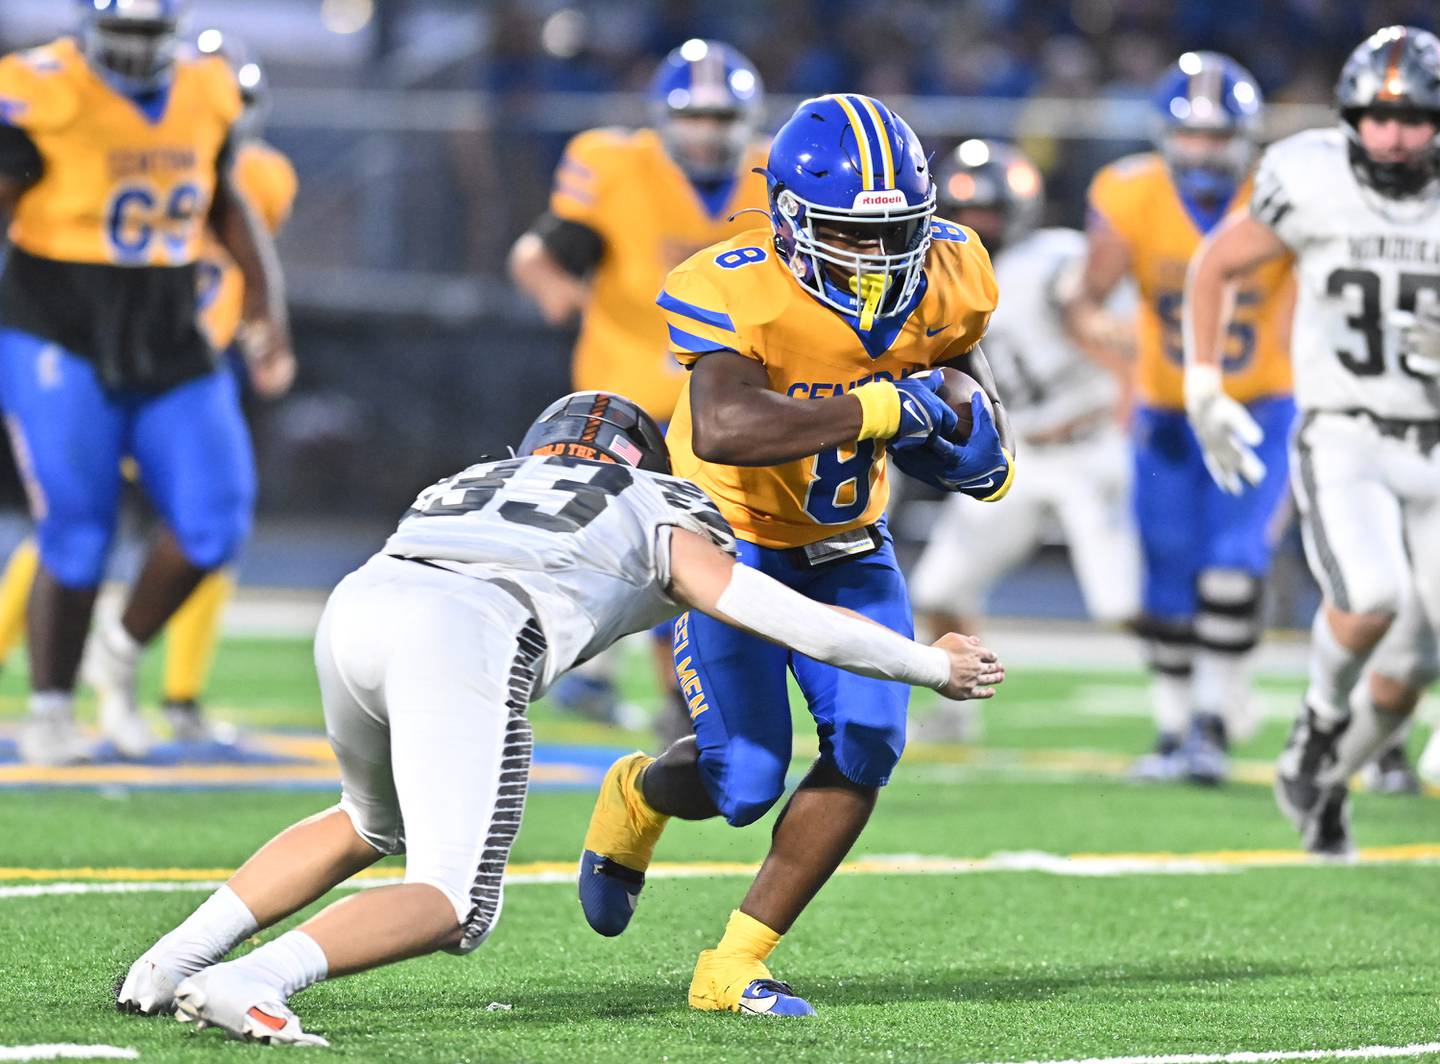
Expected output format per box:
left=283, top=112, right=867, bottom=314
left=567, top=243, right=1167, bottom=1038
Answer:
left=910, top=140, right=1139, bottom=739
left=115, top=391, right=1004, bottom=1045
left=1184, top=26, right=1440, bottom=854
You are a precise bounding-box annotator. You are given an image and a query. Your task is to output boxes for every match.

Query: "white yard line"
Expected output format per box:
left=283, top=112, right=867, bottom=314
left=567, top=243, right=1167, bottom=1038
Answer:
left=984, top=1042, right=1440, bottom=1064
left=4, top=844, right=1439, bottom=899
left=0, top=1048, right=138, bottom=1062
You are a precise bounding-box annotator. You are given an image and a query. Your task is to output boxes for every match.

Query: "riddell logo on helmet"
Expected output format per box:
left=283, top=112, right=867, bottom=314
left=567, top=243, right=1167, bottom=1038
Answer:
left=852, top=190, right=907, bottom=210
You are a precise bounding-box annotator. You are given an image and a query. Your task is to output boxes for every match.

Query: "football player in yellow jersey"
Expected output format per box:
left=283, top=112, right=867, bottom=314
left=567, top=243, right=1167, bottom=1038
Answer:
left=1065, top=53, right=1296, bottom=785
left=0, top=0, right=292, bottom=764
left=509, top=39, right=769, bottom=740
left=0, top=36, right=298, bottom=746
left=576, top=94, right=1015, bottom=1016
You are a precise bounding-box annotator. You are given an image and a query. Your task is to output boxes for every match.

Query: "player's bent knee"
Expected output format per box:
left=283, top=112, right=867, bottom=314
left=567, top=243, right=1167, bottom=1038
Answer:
left=829, top=720, right=906, bottom=789
left=36, top=520, right=113, bottom=588
left=718, top=773, right=787, bottom=827
left=173, top=509, right=254, bottom=570
left=336, top=797, right=403, bottom=857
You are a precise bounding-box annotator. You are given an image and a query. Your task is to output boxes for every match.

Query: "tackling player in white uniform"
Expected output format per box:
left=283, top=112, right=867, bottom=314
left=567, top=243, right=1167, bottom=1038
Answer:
left=114, top=391, right=1004, bottom=1044
left=1184, top=26, right=1440, bottom=854
left=910, top=140, right=1139, bottom=739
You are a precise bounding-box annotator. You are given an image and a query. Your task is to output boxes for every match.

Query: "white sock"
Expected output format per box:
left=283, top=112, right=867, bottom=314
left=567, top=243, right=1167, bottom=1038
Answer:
left=101, top=616, right=144, bottom=662
left=1192, top=648, right=1253, bottom=735
left=29, top=690, right=75, bottom=719
left=150, top=884, right=259, bottom=979
left=1149, top=671, right=1190, bottom=737
left=1322, top=686, right=1410, bottom=786
left=227, top=929, right=329, bottom=1000
left=1304, top=611, right=1369, bottom=727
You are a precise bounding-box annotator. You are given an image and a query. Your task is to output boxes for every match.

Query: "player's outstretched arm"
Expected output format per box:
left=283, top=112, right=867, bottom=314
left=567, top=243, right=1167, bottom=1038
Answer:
left=1181, top=213, right=1292, bottom=495
left=211, top=167, right=294, bottom=398
left=667, top=528, right=1004, bottom=700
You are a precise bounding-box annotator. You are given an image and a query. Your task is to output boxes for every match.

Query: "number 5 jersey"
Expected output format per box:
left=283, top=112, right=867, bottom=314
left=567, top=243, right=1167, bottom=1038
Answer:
left=657, top=223, right=998, bottom=549
left=1251, top=126, right=1440, bottom=419
left=0, top=36, right=240, bottom=390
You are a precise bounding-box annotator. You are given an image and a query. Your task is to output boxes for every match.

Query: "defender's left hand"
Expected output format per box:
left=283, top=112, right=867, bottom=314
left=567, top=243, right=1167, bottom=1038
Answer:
left=1392, top=306, right=1440, bottom=378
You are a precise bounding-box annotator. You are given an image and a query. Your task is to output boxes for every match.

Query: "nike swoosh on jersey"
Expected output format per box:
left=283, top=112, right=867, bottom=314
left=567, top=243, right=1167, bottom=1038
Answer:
left=925, top=324, right=950, bottom=337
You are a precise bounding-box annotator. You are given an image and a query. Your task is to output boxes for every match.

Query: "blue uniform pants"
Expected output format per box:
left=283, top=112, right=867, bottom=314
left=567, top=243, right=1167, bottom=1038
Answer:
left=1132, top=396, right=1296, bottom=621
left=0, top=328, right=256, bottom=588
left=673, top=525, right=912, bottom=827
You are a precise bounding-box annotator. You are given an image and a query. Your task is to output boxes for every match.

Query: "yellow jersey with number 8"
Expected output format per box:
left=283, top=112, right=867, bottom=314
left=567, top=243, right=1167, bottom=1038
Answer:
left=660, top=223, right=997, bottom=549
left=1087, top=152, right=1293, bottom=409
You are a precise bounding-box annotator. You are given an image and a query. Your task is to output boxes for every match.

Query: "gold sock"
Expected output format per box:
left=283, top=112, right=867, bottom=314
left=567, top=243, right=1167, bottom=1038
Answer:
left=621, top=756, right=668, bottom=839
left=163, top=569, right=235, bottom=703
left=0, top=538, right=38, bottom=662
left=714, top=909, right=781, bottom=964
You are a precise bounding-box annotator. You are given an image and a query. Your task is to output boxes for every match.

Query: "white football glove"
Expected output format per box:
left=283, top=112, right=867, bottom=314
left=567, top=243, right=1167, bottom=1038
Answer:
left=1184, top=364, right=1265, bottom=496
left=1390, top=305, right=1440, bottom=379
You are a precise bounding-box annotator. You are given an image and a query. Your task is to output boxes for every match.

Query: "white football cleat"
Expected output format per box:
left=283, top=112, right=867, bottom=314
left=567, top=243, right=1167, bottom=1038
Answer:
left=18, top=707, right=92, bottom=765
left=175, top=968, right=329, bottom=1047
left=84, top=626, right=155, bottom=759
left=116, top=955, right=181, bottom=1016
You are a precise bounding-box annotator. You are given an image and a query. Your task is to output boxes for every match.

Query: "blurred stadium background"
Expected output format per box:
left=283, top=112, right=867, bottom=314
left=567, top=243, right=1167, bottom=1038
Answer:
left=0, top=0, right=1434, bottom=614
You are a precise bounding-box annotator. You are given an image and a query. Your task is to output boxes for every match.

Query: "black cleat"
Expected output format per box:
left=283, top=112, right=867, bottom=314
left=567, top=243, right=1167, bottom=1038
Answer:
left=1362, top=744, right=1421, bottom=796
left=1274, top=705, right=1346, bottom=834
left=1304, top=784, right=1354, bottom=857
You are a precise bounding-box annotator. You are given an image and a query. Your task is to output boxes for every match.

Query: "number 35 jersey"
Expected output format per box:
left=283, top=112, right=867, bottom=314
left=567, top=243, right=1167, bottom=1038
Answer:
left=382, top=454, right=736, bottom=691
left=1251, top=127, right=1440, bottom=419
left=659, top=224, right=998, bottom=549
left=0, top=37, right=240, bottom=390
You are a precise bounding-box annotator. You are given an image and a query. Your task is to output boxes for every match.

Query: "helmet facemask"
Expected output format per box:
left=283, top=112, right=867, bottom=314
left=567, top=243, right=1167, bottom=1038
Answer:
left=85, top=17, right=180, bottom=93
left=1159, top=128, right=1257, bottom=204
left=658, top=109, right=755, bottom=183
left=773, top=185, right=935, bottom=331
left=1341, top=105, right=1440, bottom=198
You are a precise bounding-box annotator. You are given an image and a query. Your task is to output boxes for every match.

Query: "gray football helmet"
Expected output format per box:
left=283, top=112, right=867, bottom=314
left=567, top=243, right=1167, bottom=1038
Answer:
left=1336, top=25, right=1440, bottom=197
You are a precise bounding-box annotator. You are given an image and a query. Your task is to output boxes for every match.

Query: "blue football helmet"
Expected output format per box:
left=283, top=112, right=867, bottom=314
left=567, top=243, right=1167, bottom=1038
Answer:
left=197, top=28, right=269, bottom=137
left=78, top=0, right=188, bottom=94
left=764, top=94, right=935, bottom=330
left=1151, top=52, right=1263, bottom=205
left=649, top=39, right=763, bottom=183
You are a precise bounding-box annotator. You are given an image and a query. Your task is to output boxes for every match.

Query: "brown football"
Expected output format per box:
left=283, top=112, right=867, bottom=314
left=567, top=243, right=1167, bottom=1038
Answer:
left=934, top=367, right=993, bottom=443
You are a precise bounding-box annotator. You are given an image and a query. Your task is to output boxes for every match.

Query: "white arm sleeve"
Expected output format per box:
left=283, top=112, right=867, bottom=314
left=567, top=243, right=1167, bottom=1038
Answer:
left=712, top=563, right=949, bottom=689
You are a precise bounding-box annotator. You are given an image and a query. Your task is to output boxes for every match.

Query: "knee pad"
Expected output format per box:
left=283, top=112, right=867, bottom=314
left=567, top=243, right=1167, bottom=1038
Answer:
left=1134, top=614, right=1195, bottom=676
left=172, top=498, right=254, bottom=570
left=716, top=768, right=788, bottom=828
left=36, top=516, right=114, bottom=588
left=827, top=718, right=906, bottom=789
left=1195, top=567, right=1263, bottom=656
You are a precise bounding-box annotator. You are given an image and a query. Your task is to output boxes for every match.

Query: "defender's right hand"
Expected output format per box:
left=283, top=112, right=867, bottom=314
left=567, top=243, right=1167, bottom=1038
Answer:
left=933, top=632, right=1005, bottom=701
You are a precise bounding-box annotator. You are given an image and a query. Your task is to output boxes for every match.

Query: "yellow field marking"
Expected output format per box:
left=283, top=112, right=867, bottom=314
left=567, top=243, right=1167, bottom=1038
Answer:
left=4, top=842, right=1438, bottom=886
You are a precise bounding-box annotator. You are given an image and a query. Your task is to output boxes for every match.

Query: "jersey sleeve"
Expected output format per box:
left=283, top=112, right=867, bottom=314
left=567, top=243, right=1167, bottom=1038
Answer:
left=548, top=128, right=618, bottom=231
left=1249, top=138, right=1307, bottom=251
left=1086, top=160, right=1141, bottom=251
left=657, top=260, right=752, bottom=367
left=0, top=48, right=78, bottom=136
left=628, top=474, right=738, bottom=592
left=237, top=146, right=299, bottom=234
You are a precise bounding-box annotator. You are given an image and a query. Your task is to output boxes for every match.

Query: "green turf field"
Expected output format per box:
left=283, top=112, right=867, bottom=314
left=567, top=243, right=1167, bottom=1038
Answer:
left=3, top=635, right=1439, bottom=1063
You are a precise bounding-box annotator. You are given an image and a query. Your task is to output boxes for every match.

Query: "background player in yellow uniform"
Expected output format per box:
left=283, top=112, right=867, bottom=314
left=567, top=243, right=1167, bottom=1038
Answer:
left=1065, top=53, right=1295, bottom=784
left=508, top=38, right=768, bottom=739
left=0, top=0, right=292, bottom=764
left=576, top=94, right=1015, bottom=1016
left=0, top=33, right=297, bottom=746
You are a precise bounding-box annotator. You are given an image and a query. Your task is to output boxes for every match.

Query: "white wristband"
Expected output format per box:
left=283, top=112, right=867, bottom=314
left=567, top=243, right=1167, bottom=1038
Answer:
left=712, top=564, right=949, bottom=689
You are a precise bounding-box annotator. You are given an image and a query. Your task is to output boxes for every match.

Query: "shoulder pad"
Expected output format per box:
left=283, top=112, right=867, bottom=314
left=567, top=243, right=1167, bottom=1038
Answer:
left=668, top=232, right=789, bottom=329
left=0, top=41, right=81, bottom=133
left=181, top=51, right=243, bottom=125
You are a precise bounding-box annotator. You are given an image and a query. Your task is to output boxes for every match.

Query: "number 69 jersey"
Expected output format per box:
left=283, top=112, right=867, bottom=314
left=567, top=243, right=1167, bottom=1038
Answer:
left=382, top=454, right=736, bottom=692
left=1251, top=127, right=1440, bottom=419
left=659, top=223, right=997, bottom=549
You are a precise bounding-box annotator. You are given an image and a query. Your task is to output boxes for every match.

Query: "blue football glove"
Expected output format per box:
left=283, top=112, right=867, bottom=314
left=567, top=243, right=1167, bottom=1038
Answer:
left=888, top=393, right=1015, bottom=501
left=892, top=370, right=959, bottom=442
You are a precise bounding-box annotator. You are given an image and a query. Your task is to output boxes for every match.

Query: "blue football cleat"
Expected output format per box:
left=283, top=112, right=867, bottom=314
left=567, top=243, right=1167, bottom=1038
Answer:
left=737, top=979, right=816, bottom=1017
left=578, top=850, right=645, bottom=937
